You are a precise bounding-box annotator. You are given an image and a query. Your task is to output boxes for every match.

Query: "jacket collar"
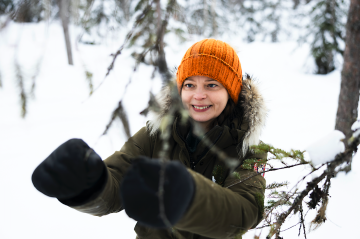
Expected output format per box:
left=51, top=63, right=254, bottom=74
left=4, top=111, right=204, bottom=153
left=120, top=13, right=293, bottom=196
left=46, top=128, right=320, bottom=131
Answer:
left=147, top=75, right=267, bottom=158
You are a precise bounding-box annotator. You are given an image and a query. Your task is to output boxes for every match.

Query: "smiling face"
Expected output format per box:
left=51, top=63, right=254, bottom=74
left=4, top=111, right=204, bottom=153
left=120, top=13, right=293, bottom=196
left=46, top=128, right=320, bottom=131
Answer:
left=181, top=75, right=229, bottom=130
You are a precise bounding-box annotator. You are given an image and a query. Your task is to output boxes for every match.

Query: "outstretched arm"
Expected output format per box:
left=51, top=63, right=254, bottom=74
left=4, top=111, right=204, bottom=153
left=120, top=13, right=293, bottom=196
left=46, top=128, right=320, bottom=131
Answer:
left=62, top=126, right=153, bottom=215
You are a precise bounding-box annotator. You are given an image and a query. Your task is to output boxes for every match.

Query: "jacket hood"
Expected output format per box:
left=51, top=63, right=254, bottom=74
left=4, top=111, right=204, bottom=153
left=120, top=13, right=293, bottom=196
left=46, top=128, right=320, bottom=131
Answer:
left=147, top=75, right=267, bottom=157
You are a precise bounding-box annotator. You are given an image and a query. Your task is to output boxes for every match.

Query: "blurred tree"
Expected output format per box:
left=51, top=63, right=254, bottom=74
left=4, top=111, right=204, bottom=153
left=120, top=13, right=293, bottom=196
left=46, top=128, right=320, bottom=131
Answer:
left=308, top=0, right=348, bottom=74
left=262, top=0, right=285, bottom=42
left=13, top=0, right=44, bottom=23
left=0, top=0, right=15, bottom=15
left=58, top=0, right=73, bottom=65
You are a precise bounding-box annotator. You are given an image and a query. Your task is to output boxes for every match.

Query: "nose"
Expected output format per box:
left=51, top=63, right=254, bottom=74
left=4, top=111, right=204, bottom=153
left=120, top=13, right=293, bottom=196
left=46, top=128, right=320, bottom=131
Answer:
left=193, top=87, right=207, bottom=101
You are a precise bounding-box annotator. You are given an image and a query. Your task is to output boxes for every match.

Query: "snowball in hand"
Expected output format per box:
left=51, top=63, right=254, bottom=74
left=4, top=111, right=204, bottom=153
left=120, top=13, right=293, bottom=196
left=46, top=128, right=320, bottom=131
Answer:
left=306, top=130, right=345, bottom=166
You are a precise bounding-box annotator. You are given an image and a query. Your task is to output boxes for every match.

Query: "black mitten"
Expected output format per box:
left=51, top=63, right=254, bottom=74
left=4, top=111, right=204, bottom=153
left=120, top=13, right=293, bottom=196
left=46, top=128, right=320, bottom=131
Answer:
left=32, top=139, right=105, bottom=200
left=120, top=157, right=195, bottom=228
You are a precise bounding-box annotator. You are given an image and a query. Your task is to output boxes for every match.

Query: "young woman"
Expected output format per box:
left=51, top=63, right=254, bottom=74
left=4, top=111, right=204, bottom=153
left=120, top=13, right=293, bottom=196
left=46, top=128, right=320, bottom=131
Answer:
left=32, top=39, right=267, bottom=239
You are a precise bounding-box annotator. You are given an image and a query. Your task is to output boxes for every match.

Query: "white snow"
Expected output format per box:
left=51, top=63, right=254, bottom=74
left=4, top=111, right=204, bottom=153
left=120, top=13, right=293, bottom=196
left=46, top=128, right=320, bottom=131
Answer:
left=350, top=120, right=360, bottom=139
left=351, top=120, right=360, bottom=131
left=306, top=130, right=345, bottom=166
left=353, top=129, right=360, bottom=139
left=0, top=21, right=359, bottom=239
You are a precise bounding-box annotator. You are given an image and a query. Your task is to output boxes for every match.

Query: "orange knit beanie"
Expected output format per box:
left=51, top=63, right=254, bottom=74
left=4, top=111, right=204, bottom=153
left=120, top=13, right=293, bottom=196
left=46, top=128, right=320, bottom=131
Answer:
left=176, top=39, right=242, bottom=103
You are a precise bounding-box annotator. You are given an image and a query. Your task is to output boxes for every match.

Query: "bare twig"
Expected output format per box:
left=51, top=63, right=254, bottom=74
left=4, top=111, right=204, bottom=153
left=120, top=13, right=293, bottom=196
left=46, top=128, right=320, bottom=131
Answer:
left=100, top=58, right=141, bottom=140
left=106, top=1, right=154, bottom=77
left=280, top=222, right=300, bottom=232
left=102, top=101, right=131, bottom=138
left=226, top=163, right=306, bottom=189
left=254, top=224, right=272, bottom=230
left=154, top=0, right=176, bottom=83
left=92, top=1, right=155, bottom=95
left=299, top=204, right=307, bottom=239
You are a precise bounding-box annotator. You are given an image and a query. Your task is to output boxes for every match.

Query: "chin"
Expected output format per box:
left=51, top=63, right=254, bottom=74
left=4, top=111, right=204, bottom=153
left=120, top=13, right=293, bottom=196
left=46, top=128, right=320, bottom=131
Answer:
left=191, top=115, right=213, bottom=123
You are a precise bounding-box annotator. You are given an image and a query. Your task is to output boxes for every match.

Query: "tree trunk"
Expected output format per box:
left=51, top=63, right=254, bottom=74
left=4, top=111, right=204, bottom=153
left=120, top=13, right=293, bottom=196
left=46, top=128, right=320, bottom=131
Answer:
left=58, top=0, right=73, bottom=65
left=211, top=0, right=217, bottom=37
left=203, top=0, right=208, bottom=35
left=335, top=0, right=360, bottom=144
left=43, top=0, right=51, bottom=21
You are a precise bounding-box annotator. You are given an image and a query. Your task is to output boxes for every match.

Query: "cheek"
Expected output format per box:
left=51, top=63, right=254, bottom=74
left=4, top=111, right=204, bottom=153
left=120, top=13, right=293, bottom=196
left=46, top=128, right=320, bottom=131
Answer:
left=215, top=91, right=229, bottom=110
left=181, top=92, right=191, bottom=107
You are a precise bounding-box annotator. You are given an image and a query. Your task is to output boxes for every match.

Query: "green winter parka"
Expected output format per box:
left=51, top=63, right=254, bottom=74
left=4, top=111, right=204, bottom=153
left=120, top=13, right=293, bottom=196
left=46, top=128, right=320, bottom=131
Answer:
left=64, top=77, right=268, bottom=239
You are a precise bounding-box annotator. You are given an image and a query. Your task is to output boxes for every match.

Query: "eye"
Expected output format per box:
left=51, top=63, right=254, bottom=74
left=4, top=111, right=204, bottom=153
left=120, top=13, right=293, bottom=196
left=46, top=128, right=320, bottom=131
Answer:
left=184, top=84, right=194, bottom=88
left=208, top=84, right=217, bottom=88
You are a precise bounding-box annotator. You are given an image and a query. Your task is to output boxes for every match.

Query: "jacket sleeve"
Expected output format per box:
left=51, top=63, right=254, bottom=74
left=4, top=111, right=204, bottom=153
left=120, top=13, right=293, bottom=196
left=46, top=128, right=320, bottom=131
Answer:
left=65, top=126, right=153, bottom=216
left=174, top=152, right=266, bottom=239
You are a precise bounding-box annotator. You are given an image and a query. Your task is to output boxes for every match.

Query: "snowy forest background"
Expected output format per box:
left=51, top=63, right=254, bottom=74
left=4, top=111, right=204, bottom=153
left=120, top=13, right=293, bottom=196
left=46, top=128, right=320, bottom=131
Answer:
left=0, top=0, right=359, bottom=239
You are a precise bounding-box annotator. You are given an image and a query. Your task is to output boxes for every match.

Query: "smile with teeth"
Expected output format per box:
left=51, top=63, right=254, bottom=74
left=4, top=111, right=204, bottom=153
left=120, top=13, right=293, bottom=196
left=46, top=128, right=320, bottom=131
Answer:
left=193, top=105, right=211, bottom=110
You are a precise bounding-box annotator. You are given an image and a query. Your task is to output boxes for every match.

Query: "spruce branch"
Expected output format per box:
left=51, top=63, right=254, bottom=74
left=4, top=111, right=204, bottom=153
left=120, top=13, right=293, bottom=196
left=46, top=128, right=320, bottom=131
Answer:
left=266, top=132, right=360, bottom=238
left=266, top=182, right=289, bottom=190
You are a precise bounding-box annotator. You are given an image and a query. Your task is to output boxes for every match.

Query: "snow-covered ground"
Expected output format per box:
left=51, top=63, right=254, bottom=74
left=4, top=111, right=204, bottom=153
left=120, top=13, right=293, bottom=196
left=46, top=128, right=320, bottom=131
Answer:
left=0, top=22, right=358, bottom=239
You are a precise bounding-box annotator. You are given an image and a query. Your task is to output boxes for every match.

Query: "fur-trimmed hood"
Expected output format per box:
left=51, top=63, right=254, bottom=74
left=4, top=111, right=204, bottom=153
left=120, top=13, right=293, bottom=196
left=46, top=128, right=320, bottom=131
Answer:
left=147, top=75, right=267, bottom=158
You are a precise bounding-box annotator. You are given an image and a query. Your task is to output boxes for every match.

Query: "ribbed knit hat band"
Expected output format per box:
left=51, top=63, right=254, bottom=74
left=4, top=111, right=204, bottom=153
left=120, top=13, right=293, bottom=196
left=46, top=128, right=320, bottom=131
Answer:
left=176, top=39, right=242, bottom=103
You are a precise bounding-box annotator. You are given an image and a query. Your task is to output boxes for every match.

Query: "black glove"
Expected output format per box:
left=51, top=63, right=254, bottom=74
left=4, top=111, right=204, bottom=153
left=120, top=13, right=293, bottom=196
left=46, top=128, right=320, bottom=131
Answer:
left=120, top=157, right=195, bottom=228
left=32, top=139, right=106, bottom=201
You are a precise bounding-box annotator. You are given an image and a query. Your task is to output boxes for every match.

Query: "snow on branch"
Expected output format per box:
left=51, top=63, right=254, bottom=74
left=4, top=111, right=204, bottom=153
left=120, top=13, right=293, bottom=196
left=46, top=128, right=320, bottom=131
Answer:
left=306, top=130, right=345, bottom=166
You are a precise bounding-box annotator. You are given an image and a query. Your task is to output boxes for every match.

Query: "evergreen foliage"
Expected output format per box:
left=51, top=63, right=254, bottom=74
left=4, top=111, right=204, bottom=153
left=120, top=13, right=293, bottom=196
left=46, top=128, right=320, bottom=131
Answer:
left=85, top=70, right=94, bottom=95
left=13, top=0, right=44, bottom=23
left=0, top=0, right=15, bottom=15
left=242, top=142, right=308, bottom=170
left=305, top=0, right=348, bottom=74
left=265, top=181, right=289, bottom=190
